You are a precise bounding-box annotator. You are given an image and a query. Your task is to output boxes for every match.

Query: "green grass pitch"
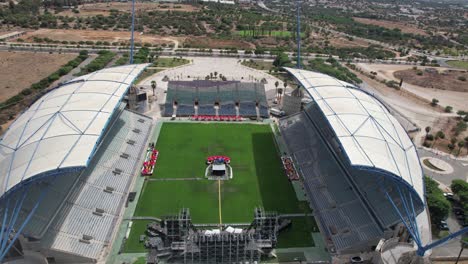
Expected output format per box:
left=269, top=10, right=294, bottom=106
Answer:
left=126, top=123, right=315, bottom=252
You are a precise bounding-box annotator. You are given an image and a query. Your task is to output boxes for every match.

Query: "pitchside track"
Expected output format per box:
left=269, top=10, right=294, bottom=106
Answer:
left=127, top=122, right=316, bottom=252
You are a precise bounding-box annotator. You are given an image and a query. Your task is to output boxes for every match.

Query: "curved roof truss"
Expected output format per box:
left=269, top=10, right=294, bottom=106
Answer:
left=284, top=67, right=424, bottom=203
left=0, top=64, right=149, bottom=199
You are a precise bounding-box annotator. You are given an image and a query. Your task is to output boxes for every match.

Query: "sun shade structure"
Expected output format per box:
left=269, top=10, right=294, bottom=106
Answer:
left=0, top=64, right=149, bottom=260
left=284, top=67, right=424, bottom=202
left=0, top=64, right=149, bottom=198
left=283, top=67, right=437, bottom=255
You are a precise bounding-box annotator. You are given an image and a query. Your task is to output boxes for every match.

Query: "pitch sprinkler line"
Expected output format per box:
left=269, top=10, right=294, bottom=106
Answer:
left=218, top=179, right=222, bottom=226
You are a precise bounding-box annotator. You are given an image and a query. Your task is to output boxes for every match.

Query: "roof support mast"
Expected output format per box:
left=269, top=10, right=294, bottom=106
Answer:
left=296, top=0, right=301, bottom=69
left=130, top=0, right=136, bottom=64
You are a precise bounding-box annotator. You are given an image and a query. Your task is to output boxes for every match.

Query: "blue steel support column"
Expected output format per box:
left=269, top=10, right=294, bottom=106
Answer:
left=130, top=0, right=136, bottom=64
left=296, top=0, right=301, bottom=69
left=407, top=190, right=422, bottom=242
left=0, top=180, right=53, bottom=261
left=418, top=227, right=468, bottom=256
left=0, top=198, right=10, bottom=253
left=396, top=186, right=421, bottom=243
left=0, top=189, right=27, bottom=253
left=384, top=191, right=421, bottom=247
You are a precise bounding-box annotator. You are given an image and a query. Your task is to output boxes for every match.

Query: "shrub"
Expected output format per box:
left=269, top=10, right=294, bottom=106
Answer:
left=426, top=134, right=434, bottom=141
left=77, top=50, right=115, bottom=75
left=20, top=88, right=32, bottom=96
left=386, top=80, right=399, bottom=89
left=436, top=131, right=445, bottom=139
left=58, top=66, right=73, bottom=76
left=455, top=121, right=467, bottom=135
left=445, top=106, right=453, bottom=113
left=458, top=76, right=467, bottom=82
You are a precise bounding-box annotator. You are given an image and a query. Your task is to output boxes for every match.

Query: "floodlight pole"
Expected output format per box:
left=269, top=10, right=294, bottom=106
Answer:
left=296, top=0, right=301, bottom=69
left=130, top=0, right=136, bottom=64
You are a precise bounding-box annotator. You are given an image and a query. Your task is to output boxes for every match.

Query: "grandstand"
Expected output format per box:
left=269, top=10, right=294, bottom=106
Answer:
left=0, top=61, right=437, bottom=263
left=163, top=80, right=269, bottom=118
left=279, top=67, right=430, bottom=256
left=0, top=64, right=153, bottom=263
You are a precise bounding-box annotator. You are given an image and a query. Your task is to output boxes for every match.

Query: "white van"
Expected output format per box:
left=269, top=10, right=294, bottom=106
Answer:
left=270, top=108, right=285, bottom=117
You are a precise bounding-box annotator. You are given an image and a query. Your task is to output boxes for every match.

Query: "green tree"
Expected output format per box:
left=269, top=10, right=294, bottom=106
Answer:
left=426, top=177, right=450, bottom=224
left=445, top=106, right=453, bottom=113
left=274, top=81, right=279, bottom=100
left=151, top=80, right=157, bottom=96
left=451, top=179, right=468, bottom=194
left=465, top=137, right=468, bottom=154
left=433, top=131, right=445, bottom=148
left=451, top=179, right=468, bottom=212
left=436, top=131, right=445, bottom=139
left=273, top=52, right=290, bottom=68
left=431, top=98, right=439, bottom=107
left=278, top=88, right=283, bottom=104
left=425, top=126, right=431, bottom=138
left=458, top=141, right=465, bottom=156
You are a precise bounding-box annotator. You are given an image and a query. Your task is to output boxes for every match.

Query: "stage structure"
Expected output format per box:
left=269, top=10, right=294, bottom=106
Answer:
left=141, top=208, right=284, bottom=264
left=205, top=156, right=232, bottom=180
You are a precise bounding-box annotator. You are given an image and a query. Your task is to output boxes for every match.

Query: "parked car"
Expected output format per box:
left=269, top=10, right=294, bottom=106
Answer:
left=453, top=207, right=464, bottom=215
left=444, top=192, right=454, bottom=201
left=463, top=218, right=468, bottom=227
left=439, top=220, right=449, bottom=231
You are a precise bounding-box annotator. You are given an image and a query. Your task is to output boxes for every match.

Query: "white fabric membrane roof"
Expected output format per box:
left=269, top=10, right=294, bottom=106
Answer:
left=284, top=67, right=424, bottom=202
left=0, top=64, right=149, bottom=198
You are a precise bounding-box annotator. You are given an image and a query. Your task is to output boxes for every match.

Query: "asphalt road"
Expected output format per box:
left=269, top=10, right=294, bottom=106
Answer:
left=417, top=147, right=468, bottom=258
left=418, top=148, right=468, bottom=187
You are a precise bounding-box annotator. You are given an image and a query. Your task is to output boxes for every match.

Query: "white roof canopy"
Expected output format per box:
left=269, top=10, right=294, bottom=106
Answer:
left=284, top=67, right=424, bottom=201
left=0, top=64, right=149, bottom=198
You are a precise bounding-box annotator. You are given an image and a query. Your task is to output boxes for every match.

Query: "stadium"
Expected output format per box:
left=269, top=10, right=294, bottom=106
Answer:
left=0, top=62, right=434, bottom=264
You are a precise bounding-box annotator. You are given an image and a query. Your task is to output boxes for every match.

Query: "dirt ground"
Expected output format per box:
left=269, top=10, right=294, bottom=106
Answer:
left=184, top=37, right=255, bottom=49
left=58, top=2, right=199, bottom=17
left=353, top=17, right=428, bottom=36
left=356, top=63, right=468, bottom=112
left=0, top=51, right=77, bottom=102
left=22, top=29, right=174, bottom=45
left=394, top=68, right=468, bottom=93
left=347, top=65, right=449, bottom=142
left=427, top=116, right=468, bottom=156
left=329, top=36, right=370, bottom=48
left=349, top=64, right=468, bottom=156
left=433, top=261, right=468, bottom=264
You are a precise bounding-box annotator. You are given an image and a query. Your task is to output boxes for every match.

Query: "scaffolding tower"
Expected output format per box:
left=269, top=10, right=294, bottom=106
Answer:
left=164, top=208, right=193, bottom=243
left=146, top=208, right=281, bottom=263
left=251, top=207, right=279, bottom=248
